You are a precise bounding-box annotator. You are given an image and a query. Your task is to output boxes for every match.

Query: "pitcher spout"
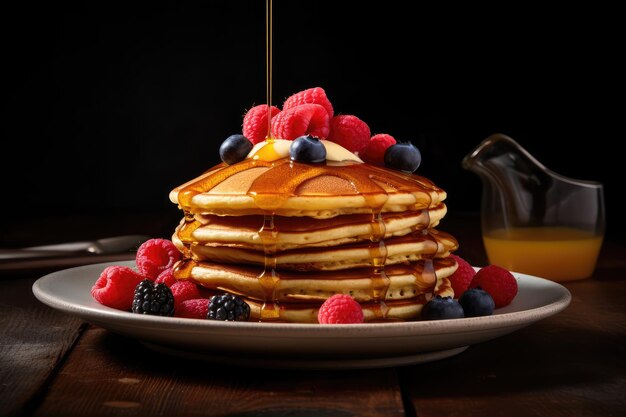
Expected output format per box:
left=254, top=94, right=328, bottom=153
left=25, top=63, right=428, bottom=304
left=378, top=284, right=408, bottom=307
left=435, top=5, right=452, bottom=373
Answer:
left=462, top=133, right=604, bottom=232
left=462, top=133, right=548, bottom=182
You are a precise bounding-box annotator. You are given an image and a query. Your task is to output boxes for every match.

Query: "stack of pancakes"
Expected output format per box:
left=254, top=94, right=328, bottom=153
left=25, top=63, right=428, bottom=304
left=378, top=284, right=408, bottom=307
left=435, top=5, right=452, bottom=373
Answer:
left=170, top=148, right=458, bottom=323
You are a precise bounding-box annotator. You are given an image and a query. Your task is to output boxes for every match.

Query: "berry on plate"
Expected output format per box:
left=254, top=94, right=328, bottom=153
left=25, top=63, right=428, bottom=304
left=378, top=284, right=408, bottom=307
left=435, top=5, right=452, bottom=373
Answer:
left=289, top=135, right=327, bottom=163
left=91, top=265, right=145, bottom=310
left=271, top=103, right=330, bottom=140
left=131, top=279, right=175, bottom=316
left=459, top=287, right=495, bottom=317
left=243, top=104, right=281, bottom=144
left=384, top=142, right=422, bottom=172
left=448, top=254, right=476, bottom=298
left=283, top=87, right=334, bottom=119
left=135, top=238, right=181, bottom=280
left=170, top=280, right=201, bottom=310
left=327, top=115, right=371, bottom=154
left=317, top=294, right=364, bottom=324
left=219, top=134, right=253, bottom=165
left=360, top=134, right=396, bottom=166
left=470, top=265, right=518, bottom=308
left=207, top=293, right=251, bottom=321
left=155, top=268, right=176, bottom=287
left=421, top=295, right=465, bottom=320
left=176, top=298, right=210, bottom=319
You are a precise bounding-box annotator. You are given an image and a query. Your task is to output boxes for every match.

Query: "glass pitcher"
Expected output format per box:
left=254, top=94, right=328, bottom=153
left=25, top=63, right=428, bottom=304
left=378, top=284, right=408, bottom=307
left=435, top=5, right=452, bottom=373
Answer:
left=462, top=133, right=605, bottom=281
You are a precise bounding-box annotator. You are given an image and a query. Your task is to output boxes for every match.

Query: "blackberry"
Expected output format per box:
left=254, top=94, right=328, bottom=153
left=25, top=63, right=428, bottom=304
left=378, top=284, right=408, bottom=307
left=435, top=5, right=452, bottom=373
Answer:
left=207, top=293, right=250, bottom=321
left=132, top=279, right=175, bottom=316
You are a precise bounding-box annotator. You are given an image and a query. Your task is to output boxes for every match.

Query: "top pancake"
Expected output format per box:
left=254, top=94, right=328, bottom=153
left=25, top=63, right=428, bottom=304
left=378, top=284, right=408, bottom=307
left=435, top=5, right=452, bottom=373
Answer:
left=170, top=158, right=447, bottom=218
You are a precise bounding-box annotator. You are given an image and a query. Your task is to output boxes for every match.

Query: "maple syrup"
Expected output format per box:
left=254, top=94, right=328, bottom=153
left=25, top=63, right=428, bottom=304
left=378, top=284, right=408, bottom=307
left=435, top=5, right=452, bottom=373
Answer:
left=265, top=0, right=273, bottom=140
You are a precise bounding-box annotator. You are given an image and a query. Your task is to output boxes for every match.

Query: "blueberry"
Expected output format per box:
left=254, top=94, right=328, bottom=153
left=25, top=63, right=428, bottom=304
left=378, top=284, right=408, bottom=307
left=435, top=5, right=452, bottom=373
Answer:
left=384, top=142, right=422, bottom=172
left=459, top=287, right=495, bottom=317
left=219, top=134, right=253, bottom=165
left=289, top=135, right=327, bottom=163
left=421, top=295, right=464, bottom=320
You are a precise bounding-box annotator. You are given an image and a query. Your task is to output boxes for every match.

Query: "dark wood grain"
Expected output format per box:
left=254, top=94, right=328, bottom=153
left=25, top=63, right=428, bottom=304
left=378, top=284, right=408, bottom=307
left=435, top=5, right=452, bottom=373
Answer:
left=0, top=276, right=85, bottom=417
left=401, top=241, right=626, bottom=417
left=33, top=327, right=405, bottom=417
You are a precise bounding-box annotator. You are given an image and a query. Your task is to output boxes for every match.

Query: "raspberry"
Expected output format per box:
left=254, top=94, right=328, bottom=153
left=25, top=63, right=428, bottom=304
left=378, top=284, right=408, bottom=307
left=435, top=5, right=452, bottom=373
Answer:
left=271, top=104, right=330, bottom=140
left=470, top=265, right=518, bottom=308
left=155, top=268, right=176, bottom=287
left=170, top=280, right=201, bottom=310
left=176, top=298, right=210, bottom=319
left=327, top=115, right=371, bottom=154
left=91, top=266, right=145, bottom=311
left=448, top=254, right=476, bottom=299
left=243, top=104, right=281, bottom=144
left=283, top=87, right=334, bottom=119
left=135, top=238, right=181, bottom=280
left=317, top=294, right=364, bottom=324
left=360, top=133, right=396, bottom=166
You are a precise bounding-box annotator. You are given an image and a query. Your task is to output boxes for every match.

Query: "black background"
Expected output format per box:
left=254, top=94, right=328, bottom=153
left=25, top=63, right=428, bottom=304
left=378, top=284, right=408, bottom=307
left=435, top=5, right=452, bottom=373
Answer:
left=1, top=1, right=622, bottom=245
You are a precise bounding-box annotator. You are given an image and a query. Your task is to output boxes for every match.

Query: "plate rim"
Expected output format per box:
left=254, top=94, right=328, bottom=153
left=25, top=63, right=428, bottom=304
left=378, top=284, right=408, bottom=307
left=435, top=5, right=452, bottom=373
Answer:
left=32, top=260, right=572, bottom=338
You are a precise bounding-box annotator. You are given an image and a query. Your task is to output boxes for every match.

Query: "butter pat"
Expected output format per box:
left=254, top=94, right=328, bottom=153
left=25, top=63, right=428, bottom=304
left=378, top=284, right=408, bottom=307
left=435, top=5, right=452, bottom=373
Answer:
left=247, top=139, right=292, bottom=161
left=321, top=140, right=363, bottom=163
left=247, top=139, right=363, bottom=163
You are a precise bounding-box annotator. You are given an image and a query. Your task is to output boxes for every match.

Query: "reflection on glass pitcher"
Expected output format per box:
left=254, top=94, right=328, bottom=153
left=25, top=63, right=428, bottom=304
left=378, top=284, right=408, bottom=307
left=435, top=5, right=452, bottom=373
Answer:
left=462, top=133, right=605, bottom=281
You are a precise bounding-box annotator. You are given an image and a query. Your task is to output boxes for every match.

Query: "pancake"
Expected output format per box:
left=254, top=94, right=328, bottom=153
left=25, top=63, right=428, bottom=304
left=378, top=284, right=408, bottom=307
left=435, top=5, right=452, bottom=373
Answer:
left=182, top=278, right=453, bottom=323
left=178, top=229, right=458, bottom=271
left=175, top=204, right=447, bottom=251
left=169, top=158, right=446, bottom=218
left=175, top=257, right=457, bottom=303
left=189, top=277, right=454, bottom=323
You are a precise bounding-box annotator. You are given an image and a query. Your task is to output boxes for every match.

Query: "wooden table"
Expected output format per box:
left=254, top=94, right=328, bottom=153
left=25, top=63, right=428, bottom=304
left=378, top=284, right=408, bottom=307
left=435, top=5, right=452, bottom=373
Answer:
left=1, top=214, right=625, bottom=417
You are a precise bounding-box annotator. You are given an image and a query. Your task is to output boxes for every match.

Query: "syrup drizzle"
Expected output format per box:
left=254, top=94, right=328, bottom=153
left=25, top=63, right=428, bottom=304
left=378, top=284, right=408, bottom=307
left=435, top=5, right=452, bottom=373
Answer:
left=258, top=213, right=281, bottom=319
left=364, top=198, right=390, bottom=319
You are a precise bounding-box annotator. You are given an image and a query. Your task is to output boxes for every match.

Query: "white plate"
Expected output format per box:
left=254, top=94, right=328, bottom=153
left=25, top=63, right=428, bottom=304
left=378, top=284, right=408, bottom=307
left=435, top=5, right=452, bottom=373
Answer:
left=32, top=261, right=571, bottom=369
